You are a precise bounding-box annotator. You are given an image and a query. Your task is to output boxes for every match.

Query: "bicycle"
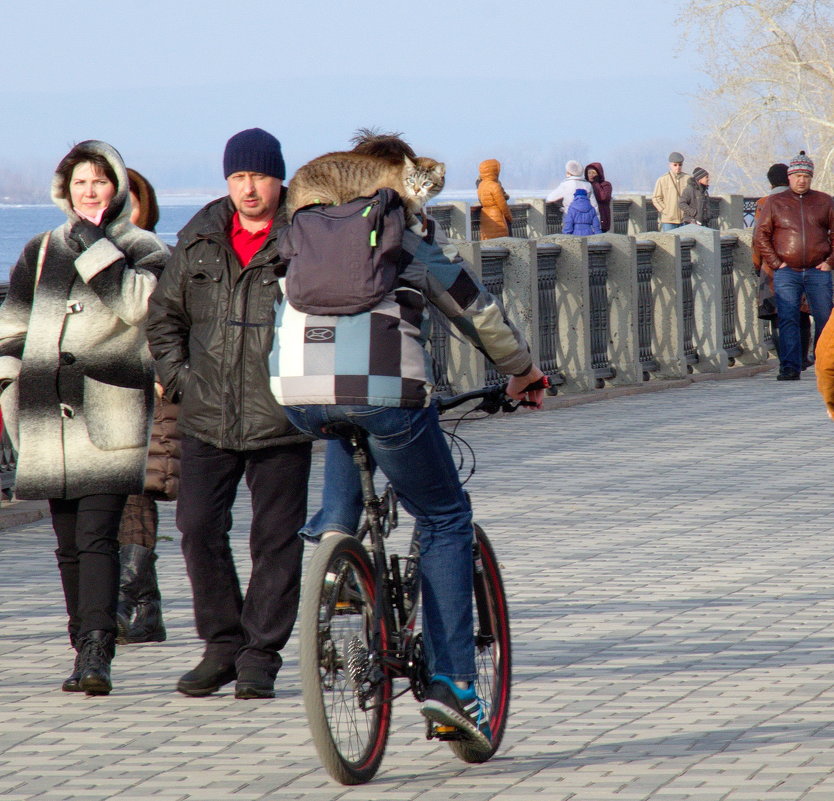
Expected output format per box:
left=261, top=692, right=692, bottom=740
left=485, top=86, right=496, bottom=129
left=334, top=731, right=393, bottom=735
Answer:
left=298, top=384, right=533, bottom=785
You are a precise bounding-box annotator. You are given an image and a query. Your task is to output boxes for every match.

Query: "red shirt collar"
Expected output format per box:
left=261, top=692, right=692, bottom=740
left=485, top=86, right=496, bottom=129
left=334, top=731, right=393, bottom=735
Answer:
left=228, top=211, right=273, bottom=267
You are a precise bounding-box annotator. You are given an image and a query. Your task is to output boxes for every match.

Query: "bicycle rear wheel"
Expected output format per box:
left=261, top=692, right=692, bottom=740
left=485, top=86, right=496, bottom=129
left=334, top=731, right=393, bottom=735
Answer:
left=448, top=524, right=512, bottom=763
left=299, top=534, right=392, bottom=785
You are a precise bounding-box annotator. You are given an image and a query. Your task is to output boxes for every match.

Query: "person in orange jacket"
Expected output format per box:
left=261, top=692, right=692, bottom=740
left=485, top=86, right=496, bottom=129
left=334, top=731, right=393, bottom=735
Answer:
left=816, top=316, right=834, bottom=416
left=476, top=159, right=513, bottom=240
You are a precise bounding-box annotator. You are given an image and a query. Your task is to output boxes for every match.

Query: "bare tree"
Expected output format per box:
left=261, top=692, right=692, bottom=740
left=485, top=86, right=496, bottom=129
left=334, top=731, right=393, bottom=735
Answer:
left=682, top=0, right=834, bottom=193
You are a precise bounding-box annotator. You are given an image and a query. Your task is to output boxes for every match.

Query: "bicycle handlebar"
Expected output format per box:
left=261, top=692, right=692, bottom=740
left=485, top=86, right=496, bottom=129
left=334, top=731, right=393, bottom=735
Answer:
left=436, top=375, right=550, bottom=415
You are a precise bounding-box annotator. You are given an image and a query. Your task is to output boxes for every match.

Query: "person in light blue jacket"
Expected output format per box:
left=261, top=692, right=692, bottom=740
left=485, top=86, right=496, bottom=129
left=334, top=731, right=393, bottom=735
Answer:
left=562, top=188, right=601, bottom=235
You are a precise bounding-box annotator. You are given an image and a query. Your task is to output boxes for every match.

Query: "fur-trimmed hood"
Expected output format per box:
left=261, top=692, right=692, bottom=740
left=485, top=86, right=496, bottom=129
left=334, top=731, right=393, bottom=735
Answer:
left=51, top=139, right=133, bottom=233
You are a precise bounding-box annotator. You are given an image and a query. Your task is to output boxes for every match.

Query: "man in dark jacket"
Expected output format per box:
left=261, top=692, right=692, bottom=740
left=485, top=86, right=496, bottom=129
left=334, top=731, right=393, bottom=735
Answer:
left=754, top=151, right=834, bottom=380
left=147, top=128, right=312, bottom=698
left=679, top=167, right=711, bottom=226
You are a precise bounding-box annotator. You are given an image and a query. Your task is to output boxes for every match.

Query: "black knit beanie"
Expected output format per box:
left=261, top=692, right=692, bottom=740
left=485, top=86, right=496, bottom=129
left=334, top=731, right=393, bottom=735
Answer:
left=223, top=128, right=285, bottom=180
left=766, top=163, right=789, bottom=188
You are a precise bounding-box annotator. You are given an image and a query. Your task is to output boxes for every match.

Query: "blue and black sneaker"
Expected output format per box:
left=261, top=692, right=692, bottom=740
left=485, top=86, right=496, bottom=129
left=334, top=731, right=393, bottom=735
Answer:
left=420, top=674, right=492, bottom=751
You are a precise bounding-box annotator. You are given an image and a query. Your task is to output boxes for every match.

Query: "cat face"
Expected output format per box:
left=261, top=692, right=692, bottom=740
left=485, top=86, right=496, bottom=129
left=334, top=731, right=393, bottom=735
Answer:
left=402, top=157, right=445, bottom=206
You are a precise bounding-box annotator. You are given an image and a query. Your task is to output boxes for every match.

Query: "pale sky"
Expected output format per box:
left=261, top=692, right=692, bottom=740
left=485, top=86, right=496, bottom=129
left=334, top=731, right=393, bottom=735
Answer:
left=1, top=0, right=699, bottom=193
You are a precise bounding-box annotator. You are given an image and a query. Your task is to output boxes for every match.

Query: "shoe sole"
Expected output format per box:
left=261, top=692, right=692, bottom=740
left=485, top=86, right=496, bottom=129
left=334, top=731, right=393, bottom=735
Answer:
left=234, top=686, right=275, bottom=699
left=123, top=632, right=167, bottom=644
left=177, top=681, right=225, bottom=697
left=420, top=700, right=491, bottom=751
left=79, top=678, right=112, bottom=696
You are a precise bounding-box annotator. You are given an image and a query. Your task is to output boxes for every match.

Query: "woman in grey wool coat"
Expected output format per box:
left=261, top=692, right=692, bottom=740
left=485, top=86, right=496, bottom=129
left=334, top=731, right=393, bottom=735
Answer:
left=0, top=140, right=168, bottom=695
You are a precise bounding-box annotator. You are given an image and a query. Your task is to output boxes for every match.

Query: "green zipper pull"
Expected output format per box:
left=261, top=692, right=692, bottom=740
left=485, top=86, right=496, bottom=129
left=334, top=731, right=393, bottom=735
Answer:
left=370, top=230, right=378, bottom=247
left=362, top=205, right=372, bottom=217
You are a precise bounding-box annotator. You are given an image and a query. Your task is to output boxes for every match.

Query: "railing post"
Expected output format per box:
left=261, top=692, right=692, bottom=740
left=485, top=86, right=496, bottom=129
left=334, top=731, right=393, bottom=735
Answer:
left=598, top=233, right=642, bottom=386
left=730, top=227, right=769, bottom=364
left=714, top=194, right=745, bottom=230
left=642, top=233, right=688, bottom=379
left=496, top=237, right=540, bottom=364
left=518, top=198, right=546, bottom=238
left=611, top=199, right=632, bottom=234
left=622, top=194, right=649, bottom=235
left=535, top=243, right=565, bottom=387
left=539, top=235, right=595, bottom=392
left=444, top=200, right=470, bottom=241
left=679, top=223, right=728, bottom=373
left=447, top=241, right=486, bottom=391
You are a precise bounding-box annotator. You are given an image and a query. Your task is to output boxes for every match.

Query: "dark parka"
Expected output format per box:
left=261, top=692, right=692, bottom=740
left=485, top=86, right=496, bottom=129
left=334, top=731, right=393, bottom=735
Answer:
left=679, top=177, right=710, bottom=226
left=146, top=192, right=309, bottom=451
left=584, top=162, right=613, bottom=232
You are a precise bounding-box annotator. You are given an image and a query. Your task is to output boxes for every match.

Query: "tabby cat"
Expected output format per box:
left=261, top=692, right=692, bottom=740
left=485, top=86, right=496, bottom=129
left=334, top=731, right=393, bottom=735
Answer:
left=286, top=151, right=445, bottom=222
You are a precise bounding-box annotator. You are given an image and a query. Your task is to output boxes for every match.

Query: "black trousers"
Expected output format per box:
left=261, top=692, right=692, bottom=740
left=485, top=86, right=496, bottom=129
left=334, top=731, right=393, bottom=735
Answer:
left=176, top=435, right=311, bottom=674
left=50, top=494, right=127, bottom=641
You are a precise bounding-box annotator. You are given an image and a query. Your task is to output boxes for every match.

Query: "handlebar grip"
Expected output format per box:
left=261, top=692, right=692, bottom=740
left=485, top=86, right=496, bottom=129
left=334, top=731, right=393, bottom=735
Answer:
left=521, top=375, right=550, bottom=393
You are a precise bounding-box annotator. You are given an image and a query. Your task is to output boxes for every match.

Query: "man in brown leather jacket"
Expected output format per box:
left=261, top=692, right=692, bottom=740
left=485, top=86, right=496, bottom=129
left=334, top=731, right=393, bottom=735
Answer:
left=754, top=151, right=834, bottom=380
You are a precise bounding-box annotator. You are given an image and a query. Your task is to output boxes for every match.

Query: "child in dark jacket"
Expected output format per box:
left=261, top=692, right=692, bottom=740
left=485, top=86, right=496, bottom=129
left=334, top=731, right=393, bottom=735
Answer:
left=563, top=189, right=601, bottom=235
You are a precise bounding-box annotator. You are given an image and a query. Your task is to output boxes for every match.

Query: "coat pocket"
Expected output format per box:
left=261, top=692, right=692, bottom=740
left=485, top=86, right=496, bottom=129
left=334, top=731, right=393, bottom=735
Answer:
left=83, top=376, right=149, bottom=451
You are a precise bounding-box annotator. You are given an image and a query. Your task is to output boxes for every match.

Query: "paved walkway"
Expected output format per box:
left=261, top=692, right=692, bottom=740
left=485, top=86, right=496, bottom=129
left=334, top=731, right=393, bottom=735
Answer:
left=4, top=365, right=834, bottom=800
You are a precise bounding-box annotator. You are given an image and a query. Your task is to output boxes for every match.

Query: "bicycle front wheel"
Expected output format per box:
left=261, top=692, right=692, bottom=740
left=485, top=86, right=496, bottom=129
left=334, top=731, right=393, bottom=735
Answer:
left=299, top=534, right=392, bottom=785
left=448, top=524, right=512, bottom=763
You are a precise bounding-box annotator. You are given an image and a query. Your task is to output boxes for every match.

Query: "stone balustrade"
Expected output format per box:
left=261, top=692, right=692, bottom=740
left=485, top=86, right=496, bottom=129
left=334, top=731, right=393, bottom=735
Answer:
left=425, top=224, right=771, bottom=396
left=430, top=194, right=749, bottom=241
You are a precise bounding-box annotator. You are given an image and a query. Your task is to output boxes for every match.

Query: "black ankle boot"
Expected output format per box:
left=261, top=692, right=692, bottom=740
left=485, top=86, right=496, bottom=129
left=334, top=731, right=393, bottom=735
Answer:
left=125, top=555, right=166, bottom=644
left=78, top=630, right=115, bottom=695
left=62, top=636, right=83, bottom=692
left=116, top=544, right=153, bottom=644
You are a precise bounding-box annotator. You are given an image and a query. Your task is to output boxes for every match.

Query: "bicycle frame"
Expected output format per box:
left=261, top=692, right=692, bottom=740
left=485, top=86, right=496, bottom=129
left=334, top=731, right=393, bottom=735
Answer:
left=327, top=422, right=426, bottom=701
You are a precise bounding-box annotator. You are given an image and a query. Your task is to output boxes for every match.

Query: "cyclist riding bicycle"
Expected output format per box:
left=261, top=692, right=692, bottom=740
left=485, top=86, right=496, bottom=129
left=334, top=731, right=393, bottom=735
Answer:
left=269, top=134, right=545, bottom=751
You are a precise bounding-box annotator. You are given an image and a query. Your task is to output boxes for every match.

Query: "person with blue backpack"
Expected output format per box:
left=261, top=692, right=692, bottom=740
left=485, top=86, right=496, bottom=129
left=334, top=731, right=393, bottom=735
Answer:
left=562, top=188, right=601, bottom=236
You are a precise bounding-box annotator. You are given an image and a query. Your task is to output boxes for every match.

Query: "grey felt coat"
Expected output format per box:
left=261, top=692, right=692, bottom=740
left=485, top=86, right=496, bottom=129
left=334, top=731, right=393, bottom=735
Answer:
left=0, top=140, right=169, bottom=499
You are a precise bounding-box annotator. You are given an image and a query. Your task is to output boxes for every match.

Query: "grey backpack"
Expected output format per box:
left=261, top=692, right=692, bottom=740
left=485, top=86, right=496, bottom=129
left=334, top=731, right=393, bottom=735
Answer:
left=283, top=188, right=412, bottom=315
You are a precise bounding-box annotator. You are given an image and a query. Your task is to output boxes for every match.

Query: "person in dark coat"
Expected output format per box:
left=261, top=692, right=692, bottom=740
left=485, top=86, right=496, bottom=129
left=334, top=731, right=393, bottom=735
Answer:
left=679, top=167, right=711, bottom=226
left=147, top=128, right=312, bottom=700
left=584, top=162, right=613, bottom=232
left=114, top=168, right=179, bottom=647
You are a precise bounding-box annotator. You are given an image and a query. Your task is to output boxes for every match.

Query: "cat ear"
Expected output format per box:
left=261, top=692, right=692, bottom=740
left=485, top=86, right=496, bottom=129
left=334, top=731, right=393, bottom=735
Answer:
left=434, top=163, right=446, bottom=177
left=403, top=155, right=415, bottom=168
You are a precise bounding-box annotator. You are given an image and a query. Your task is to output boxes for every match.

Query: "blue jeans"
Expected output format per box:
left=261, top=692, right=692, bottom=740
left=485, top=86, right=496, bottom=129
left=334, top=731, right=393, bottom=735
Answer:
left=774, top=267, right=833, bottom=373
left=661, top=222, right=684, bottom=232
left=285, top=403, right=476, bottom=682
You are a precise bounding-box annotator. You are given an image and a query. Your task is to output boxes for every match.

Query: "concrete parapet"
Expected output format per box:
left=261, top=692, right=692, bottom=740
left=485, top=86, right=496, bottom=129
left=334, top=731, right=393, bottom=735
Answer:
left=596, top=233, right=642, bottom=386
left=539, top=235, right=595, bottom=393
left=448, top=241, right=486, bottom=391
left=518, top=198, right=546, bottom=238
left=730, top=227, right=769, bottom=365
left=715, top=194, right=745, bottom=230
left=680, top=224, right=728, bottom=373
left=641, top=233, right=688, bottom=379
left=444, top=200, right=470, bottom=241
left=491, top=237, right=540, bottom=363
left=621, top=195, right=650, bottom=236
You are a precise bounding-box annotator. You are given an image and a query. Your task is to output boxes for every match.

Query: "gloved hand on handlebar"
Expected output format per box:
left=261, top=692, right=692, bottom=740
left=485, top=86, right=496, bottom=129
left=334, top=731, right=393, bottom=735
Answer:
left=506, top=365, right=548, bottom=409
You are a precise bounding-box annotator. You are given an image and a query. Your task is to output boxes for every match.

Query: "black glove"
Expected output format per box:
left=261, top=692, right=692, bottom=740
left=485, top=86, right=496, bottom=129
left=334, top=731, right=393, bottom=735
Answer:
left=68, top=219, right=106, bottom=252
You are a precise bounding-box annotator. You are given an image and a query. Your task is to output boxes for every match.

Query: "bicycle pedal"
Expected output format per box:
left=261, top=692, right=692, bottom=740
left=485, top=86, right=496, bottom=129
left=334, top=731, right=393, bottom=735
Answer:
left=427, top=722, right=466, bottom=741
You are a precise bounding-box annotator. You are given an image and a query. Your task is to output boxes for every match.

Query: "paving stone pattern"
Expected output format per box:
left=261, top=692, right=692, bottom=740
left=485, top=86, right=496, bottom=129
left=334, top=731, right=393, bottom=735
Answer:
left=2, top=369, right=834, bottom=800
